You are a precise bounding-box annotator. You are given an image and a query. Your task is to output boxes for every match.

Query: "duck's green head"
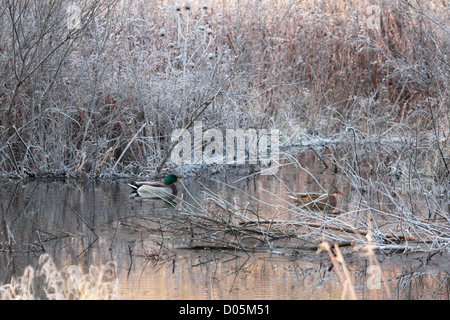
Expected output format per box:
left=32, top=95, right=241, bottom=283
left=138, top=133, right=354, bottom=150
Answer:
left=165, top=174, right=182, bottom=185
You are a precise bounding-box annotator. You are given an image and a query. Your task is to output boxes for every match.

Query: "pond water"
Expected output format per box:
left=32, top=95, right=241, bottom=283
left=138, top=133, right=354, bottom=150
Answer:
left=1, top=152, right=449, bottom=300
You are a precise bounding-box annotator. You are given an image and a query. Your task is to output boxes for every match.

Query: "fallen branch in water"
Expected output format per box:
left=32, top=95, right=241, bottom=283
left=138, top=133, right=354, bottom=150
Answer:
left=239, top=219, right=422, bottom=243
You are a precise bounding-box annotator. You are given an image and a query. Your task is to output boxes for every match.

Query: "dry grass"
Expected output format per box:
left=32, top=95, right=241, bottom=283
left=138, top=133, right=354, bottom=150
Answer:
left=0, top=0, right=447, bottom=178
left=0, top=0, right=448, bottom=299
left=0, top=254, right=118, bottom=300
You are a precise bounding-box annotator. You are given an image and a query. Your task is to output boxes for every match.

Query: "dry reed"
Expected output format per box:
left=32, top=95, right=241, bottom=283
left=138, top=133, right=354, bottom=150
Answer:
left=0, top=0, right=447, bottom=178
left=0, top=254, right=118, bottom=300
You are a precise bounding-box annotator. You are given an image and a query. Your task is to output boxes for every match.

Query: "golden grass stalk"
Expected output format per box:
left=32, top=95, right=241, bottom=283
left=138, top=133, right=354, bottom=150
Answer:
left=0, top=254, right=118, bottom=300
left=317, top=241, right=357, bottom=300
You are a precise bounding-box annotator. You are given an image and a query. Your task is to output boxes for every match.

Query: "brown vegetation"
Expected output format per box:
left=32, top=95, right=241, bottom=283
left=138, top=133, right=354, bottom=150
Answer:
left=0, top=0, right=448, bottom=299
left=0, top=0, right=447, bottom=179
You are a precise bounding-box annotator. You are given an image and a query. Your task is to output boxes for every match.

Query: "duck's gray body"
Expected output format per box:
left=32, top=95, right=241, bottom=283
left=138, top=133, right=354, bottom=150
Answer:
left=128, top=174, right=181, bottom=199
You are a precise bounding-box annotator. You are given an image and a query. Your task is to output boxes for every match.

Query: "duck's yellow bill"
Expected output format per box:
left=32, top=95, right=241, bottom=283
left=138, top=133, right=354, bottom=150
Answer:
left=177, top=179, right=183, bottom=183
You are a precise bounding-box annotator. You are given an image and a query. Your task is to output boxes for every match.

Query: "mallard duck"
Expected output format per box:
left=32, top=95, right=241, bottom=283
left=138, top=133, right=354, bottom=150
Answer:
left=289, top=186, right=343, bottom=211
left=128, top=174, right=182, bottom=199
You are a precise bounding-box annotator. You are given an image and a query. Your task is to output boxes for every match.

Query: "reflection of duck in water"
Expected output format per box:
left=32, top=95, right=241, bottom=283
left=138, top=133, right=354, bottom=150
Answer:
left=289, top=186, right=343, bottom=211
left=128, top=174, right=182, bottom=199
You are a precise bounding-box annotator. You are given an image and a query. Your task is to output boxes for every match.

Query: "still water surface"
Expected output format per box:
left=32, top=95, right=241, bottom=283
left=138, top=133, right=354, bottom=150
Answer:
left=1, top=155, right=449, bottom=299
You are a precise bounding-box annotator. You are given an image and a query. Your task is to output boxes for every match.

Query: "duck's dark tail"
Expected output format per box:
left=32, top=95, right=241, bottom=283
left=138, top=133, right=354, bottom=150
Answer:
left=128, top=183, right=139, bottom=192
